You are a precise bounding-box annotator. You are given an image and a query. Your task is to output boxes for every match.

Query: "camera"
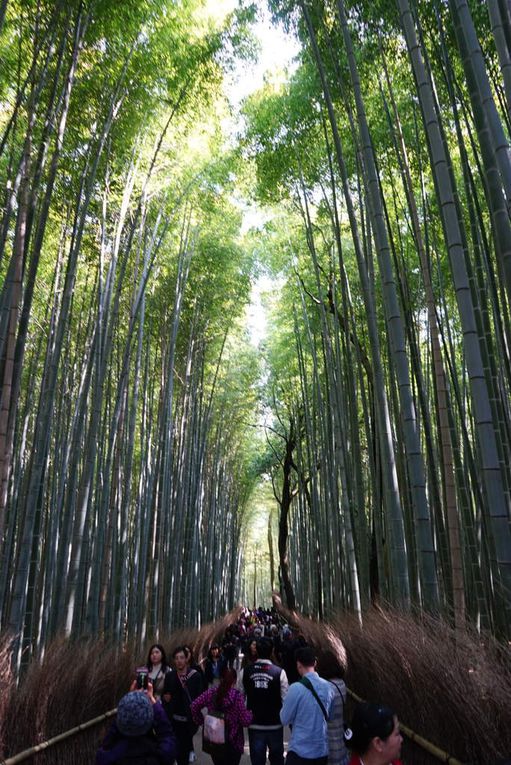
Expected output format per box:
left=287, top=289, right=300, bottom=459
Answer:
left=136, top=667, right=149, bottom=690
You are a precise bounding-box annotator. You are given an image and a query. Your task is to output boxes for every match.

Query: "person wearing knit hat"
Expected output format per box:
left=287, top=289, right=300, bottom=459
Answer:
left=117, top=692, right=154, bottom=737
left=96, top=681, right=176, bottom=765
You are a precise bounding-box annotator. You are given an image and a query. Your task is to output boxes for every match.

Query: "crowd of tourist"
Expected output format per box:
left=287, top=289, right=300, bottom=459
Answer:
left=96, top=606, right=403, bottom=765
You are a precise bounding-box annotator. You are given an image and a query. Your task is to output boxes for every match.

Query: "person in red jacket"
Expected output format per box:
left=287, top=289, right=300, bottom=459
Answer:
left=343, top=702, right=403, bottom=765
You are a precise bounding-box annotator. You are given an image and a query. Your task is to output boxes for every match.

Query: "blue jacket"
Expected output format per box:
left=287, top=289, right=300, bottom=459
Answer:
left=280, top=671, right=334, bottom=758
left=204, top=656, right=227, bottom=686
left=96, top=701, right=176, bottom=765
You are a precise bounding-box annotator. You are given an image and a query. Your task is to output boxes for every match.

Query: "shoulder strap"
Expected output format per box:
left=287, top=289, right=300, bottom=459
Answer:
left=181, top=671, right=198, bottom=705
left=329, top=680, right=345, bottom=715
left=300, top=676, right=328, bottom=721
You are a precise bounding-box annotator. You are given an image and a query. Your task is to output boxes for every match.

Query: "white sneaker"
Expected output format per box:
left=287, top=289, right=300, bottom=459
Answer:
left=189, top=753, right=196, bottom=763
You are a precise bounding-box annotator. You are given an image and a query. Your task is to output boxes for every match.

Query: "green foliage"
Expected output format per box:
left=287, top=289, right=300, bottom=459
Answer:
left=0, top=0, right=275, bottom=645
left=242, top=61, right=327, bottom=202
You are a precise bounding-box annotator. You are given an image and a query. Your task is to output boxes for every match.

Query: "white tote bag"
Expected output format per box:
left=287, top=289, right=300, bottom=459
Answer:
left=203, top=712, right=225, bottom=745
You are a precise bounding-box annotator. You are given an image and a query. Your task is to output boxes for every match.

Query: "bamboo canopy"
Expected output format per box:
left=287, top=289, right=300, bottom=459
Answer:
left=0, top=0, right=509, bottom=715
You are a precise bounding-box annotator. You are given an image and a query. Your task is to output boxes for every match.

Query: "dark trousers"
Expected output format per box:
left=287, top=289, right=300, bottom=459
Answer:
left=173, top=719, right=197, bottom=765
left=248, top=728, right=285, bottom=765
left=286, top=750, right=328, bottom=765
left=211, top=741, right=242, bottom=765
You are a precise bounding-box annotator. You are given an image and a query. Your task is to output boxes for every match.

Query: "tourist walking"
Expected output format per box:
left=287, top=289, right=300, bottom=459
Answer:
left=191, top=668, right=253, bottom=765
left=204, top=644, right=227, bottom=687
left=343, top=702, right=403, bottom=765
left=280, top=646, right=334, bottom=765
left=146, top=643, right=172, bottom=700
left=242, top=637, right=289, bottom=765
left=279, top=629, right=307, bottom=685
left=163, top=646, right=203, bottom=765
left=96, top=682, right=176, bottom=765
left=317, top=650, right=349, bottom=765
left=242, top=639, right=259, bottom=668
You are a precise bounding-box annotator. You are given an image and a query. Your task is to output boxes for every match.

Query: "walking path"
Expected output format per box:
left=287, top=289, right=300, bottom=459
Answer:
left=193, top=726, right=291, bottom=765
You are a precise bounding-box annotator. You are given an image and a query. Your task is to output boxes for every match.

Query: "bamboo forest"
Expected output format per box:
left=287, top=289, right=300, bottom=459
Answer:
left=1, top=0, right=511, bottom=759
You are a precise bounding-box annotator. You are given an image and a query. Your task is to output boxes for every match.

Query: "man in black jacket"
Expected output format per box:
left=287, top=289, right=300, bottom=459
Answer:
left=242, top=638, right=289, bottom=765
left=163, top=646, right=203, bottom=765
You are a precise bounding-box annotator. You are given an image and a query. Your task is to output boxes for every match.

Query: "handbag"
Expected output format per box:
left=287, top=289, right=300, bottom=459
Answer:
left=202, top=709, right=226, bottom=755
left=204, top=711, right=225, bottom=744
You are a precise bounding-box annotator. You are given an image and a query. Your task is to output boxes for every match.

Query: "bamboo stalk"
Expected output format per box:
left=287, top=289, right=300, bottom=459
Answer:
left=346, top=688, right=464, bottom=764
left=1, top=691, right=465, bottom=765
left=0, top=709, right=117, bottom=765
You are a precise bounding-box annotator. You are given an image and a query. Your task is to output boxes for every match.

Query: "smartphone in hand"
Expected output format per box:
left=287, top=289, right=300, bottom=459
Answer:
left=136, top=667, right=149, bottom=690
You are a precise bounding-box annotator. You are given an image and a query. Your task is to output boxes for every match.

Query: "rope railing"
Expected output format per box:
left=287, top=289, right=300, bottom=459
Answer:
left=346, top=688, right=464, bottom=765
left=0, top=708, right=117, bottom=765
left=1, top=693, right=465, bottom=765
left=270, top=603, right=467, bottom=765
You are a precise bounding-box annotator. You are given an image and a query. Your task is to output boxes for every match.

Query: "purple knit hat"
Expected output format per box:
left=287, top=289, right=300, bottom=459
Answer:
left=116, top=691, right=154, bottom=737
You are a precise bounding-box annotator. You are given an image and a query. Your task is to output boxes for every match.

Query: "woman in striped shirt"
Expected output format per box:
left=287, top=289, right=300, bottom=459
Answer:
left=317, top=650, right=349, bottom=765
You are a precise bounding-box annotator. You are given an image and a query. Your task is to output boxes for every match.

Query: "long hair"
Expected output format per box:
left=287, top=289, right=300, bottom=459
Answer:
left=215, top=667, right=237, bottom=707
left=146, top=643, right=168, bottom=671
left=316, top=649, right=344, bottom=680
left=207, top=643, right=221, bottom=661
